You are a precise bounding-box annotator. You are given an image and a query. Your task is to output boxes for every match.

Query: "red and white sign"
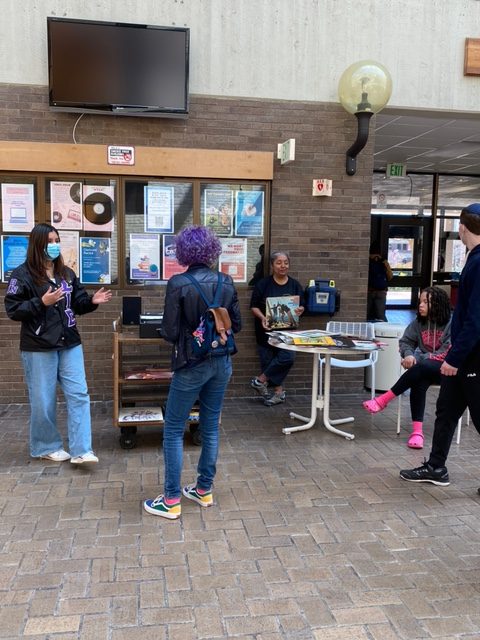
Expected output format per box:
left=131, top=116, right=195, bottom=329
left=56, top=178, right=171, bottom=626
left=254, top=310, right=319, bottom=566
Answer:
left=312, top=179, right=333, bottom=197
left=107, top=145, right=135, bottom=166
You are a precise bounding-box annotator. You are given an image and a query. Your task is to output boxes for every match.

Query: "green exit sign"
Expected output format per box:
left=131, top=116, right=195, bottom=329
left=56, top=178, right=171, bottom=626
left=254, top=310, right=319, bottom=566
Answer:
left=387, top=163, right=407, bottom=178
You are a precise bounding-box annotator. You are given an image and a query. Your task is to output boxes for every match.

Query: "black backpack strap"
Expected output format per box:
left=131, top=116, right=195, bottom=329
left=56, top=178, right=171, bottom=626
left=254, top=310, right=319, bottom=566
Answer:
left=184, top=272, right=223, bottom=307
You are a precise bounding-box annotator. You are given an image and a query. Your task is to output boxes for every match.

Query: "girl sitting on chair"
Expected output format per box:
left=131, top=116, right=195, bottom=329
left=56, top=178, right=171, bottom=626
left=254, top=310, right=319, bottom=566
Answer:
left=363, top=286, right=452, bottom=449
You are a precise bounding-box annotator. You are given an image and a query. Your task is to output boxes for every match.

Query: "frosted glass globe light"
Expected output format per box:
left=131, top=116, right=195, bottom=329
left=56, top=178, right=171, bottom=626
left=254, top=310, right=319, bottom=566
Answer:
left=338, top=60, right=392, bottom=115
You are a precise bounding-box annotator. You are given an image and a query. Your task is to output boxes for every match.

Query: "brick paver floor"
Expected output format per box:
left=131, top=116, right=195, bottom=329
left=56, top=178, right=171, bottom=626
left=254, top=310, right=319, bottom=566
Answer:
left=0, top=393, right=479, bottom=639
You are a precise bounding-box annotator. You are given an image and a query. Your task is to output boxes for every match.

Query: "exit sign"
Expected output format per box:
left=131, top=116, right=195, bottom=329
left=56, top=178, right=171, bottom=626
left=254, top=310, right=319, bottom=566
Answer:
left=387, top=163, right=407, bottom=178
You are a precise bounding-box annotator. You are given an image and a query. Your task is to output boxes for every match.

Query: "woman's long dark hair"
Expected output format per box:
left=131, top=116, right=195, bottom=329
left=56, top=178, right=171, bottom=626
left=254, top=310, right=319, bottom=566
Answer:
left=416, top=286, right=451, bottom=326
left=27, top=223, right=67, bottom=285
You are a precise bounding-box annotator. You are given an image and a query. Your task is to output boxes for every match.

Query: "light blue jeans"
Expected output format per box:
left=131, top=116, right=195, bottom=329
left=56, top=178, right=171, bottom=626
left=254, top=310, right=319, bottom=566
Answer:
left=163, top=355, right=232, bottom=499
left=20, top=345, right=93, bottom=458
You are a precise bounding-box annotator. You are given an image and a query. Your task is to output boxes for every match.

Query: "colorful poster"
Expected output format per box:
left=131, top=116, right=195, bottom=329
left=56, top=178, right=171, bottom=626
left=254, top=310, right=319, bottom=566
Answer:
left=234, top=190, right=264, bottom=237
left=144, top=185, right=174, bottom=232
left=163, top=234, right=187, bottom=280
left=219, top=238, right=247, bottom=282
left=265, top=295, right=300, bottom=329
left=50, top=181, right=82, bottom=230
left=129, top=233, right=161, bottom=280
left=1, top=235, right=28, bottom=282
left=82, top=185, right=115, bottom=232
left=1, top=184, right=35, bottom=233
left=203, top=189, right=234, bottom=236
left=79, top=237, right=111, bottom=284
left=59, top=230, right=79, bottom=276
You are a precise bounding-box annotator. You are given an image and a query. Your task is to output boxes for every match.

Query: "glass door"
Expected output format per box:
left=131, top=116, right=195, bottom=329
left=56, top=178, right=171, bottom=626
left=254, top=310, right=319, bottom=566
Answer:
left=381, top=216, right=433, bottom=307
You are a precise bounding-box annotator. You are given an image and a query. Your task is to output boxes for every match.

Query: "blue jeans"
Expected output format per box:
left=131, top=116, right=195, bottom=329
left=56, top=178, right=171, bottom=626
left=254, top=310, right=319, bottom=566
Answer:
left=163, top=355, right=232, bottom=499
left=20, top=345, right=93, bottom=457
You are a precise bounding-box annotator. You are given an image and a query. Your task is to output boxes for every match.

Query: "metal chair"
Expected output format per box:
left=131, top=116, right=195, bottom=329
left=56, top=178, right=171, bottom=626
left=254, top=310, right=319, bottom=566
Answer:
left=319, top=321, right=378, bottom=399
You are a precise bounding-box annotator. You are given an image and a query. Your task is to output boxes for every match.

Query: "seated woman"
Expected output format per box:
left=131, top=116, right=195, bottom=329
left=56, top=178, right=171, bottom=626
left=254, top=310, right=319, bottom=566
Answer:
left=250, top=251, right=304, bottom=406
left=363, top=286, right=451, bottom=449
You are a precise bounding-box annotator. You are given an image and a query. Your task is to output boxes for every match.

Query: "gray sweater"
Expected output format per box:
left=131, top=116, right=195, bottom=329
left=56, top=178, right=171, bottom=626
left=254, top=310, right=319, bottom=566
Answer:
left=399, top=317, right=451, bottom=362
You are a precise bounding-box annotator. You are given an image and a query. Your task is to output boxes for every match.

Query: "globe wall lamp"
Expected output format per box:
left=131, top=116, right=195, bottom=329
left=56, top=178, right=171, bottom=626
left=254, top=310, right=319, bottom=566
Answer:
left=338, top=60, right=392, bottom=176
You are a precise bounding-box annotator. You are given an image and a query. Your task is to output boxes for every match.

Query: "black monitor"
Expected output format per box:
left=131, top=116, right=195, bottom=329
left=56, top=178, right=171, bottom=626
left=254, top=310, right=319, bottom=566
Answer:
left=47, top=17, right=189, bottom=118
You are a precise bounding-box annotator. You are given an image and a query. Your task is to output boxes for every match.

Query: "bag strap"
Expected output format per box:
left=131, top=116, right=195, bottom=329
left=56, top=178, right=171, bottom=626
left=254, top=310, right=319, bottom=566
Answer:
left=184, top=271, right=223, bottom=308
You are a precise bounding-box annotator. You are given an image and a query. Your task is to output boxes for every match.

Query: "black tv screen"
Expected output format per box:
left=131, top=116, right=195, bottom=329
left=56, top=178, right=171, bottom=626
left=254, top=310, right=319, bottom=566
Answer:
left=47, top=17, right=189, bottom=117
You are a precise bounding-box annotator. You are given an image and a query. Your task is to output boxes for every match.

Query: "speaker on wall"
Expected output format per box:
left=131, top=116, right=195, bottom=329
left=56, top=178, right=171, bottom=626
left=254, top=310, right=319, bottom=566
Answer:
left=122, top=296, right=141, bottom=325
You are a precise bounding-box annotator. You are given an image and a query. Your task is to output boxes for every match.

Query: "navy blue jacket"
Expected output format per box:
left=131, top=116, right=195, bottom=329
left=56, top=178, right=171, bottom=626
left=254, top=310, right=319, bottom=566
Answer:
left=161, top=264, right=241, bottom=370
left=446, top=244, right=480, bottom=368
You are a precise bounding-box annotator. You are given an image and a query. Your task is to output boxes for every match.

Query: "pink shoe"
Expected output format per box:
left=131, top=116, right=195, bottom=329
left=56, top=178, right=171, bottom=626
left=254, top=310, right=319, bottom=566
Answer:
left=407, top=432, right=424, bottom=449
left=362, top=398, right=384, bottom=414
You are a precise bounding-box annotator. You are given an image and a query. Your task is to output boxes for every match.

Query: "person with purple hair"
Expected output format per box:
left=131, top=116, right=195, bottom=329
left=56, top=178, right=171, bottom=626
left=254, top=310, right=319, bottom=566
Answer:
left=144, top=226, right=241, bottom=520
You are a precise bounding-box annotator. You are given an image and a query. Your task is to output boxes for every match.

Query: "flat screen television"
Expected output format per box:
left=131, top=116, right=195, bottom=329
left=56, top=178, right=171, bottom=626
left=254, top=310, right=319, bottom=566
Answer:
left=47, top=17, right=189, bottom=118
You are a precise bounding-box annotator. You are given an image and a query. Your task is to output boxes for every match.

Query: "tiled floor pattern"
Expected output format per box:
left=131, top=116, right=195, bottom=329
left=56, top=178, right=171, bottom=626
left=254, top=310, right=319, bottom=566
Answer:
left=0, top=393, right=479, bottom=639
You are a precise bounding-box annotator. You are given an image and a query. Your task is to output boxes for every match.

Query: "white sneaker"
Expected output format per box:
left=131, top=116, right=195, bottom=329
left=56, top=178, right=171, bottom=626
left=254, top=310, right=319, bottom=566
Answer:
left=40, top=449, right=71, bottom=462
left=70, top=452, right=99, bottom=464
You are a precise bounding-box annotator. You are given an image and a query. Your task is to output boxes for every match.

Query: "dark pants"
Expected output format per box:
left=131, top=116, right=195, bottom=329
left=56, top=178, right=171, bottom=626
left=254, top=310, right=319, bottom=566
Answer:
left=257, top=344, right=295, bottom=387
left=367, top=290, right=387, bottom=322
left=391, top=360, right=442, bottom=422
left=428, top=351, right=480, bottom=468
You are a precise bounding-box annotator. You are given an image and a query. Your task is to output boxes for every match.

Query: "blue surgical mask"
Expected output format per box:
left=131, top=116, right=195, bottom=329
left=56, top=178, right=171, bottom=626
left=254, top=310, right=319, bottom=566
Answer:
left=46, top=242, right=61, bottom=260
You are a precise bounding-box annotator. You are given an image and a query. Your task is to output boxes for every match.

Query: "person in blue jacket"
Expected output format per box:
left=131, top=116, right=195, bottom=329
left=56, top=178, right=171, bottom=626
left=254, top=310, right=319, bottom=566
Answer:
left=4, top=223, right=112, bottom=464
left=400, top=203, right=480, bottom=488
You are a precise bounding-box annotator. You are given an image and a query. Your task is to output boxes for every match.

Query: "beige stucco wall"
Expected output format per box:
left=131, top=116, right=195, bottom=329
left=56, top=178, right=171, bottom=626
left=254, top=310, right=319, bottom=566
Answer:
left=1, top=0, right=480, bottom=112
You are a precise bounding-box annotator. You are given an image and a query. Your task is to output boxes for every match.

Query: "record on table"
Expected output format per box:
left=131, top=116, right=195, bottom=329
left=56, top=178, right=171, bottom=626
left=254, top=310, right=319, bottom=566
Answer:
left=84, top=192, right=113, bottom=226
left=69, top=182, right=81, bottom=204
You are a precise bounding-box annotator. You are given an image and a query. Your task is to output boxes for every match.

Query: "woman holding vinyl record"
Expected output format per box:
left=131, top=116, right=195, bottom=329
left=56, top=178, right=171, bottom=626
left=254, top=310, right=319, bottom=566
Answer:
left=4, top=223, right=112, bottom=464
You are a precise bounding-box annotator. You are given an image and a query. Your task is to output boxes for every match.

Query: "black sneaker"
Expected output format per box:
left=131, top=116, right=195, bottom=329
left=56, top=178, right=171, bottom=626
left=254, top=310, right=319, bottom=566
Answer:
left=399, top=459, right=450, bottom=486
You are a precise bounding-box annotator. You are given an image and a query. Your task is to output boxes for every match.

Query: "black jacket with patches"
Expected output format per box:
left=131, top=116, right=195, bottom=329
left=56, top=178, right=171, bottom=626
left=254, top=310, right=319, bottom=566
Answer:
left=160, top=264, right=242, bottom=371
left=4, top=262, right=98, bottom=351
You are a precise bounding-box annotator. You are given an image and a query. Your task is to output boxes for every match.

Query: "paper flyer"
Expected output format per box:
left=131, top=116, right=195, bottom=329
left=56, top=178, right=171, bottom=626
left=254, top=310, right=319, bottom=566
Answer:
left=162, top=234, right=187, bottom=280
left=265, top=295, right=300, bottom=329
left=219, top=238, right=247, bottom=282
left=82, top=185, right=115, bottom=232
left=144, top=185, right=174, bottom=233
left=1, top=184, right=35, bottom=233
left=79, top=237, right=111, bottom=284
left=203, top=189, right=234, bottom=236
left=59, top=230, right=79, bottom=276
left=129, top=233, right=161, bottom=280
left=50, top=181, right=82, bottom=230
left=1, top=235, right=29, bottom=282
left=234, top=190, right=264, bottom=237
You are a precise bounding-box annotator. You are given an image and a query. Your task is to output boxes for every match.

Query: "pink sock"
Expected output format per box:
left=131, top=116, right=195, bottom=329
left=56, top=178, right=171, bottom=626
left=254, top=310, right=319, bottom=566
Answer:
left=375, top=389, right=395, bottom=409
left=412, top=421, right=423, bottom=434
left=164, top=496, right=180, bottom=506
left=196, top=487, right=207, bottom=495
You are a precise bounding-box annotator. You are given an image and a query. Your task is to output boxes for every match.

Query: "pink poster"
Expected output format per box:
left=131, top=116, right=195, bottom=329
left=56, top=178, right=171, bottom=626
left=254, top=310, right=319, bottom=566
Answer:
left=50, top=181, right=82, bottom=230
left=82, top=185, right=115, bottom=232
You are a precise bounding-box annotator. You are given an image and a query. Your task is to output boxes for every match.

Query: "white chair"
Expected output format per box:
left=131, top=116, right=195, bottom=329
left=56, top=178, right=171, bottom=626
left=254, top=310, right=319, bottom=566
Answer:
left=319, top=321, right=378, bottom=399
left=396, top=385, right=470, bottom=445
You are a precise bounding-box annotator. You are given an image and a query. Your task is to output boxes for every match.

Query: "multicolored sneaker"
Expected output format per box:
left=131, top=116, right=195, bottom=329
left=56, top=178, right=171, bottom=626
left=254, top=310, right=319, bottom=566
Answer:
left=143, top=495, right=181, bottom=519
left=182, top=484, right=213, bottom=507
left=250, top=378, right=270, bottom=397
left=264, top=391, right=286, bottom=406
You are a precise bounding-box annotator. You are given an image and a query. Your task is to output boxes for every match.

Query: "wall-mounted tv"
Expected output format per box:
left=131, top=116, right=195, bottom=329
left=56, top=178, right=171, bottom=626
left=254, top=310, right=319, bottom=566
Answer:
left=47, top=17, right=189, bottom=118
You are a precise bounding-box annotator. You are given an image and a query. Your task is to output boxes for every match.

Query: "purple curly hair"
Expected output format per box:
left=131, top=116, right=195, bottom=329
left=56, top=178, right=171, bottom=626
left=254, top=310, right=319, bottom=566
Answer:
left=175, top=226, right=222, bottom=267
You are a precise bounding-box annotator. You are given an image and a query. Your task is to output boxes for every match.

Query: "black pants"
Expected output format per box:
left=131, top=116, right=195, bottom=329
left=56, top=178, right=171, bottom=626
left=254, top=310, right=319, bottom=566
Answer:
left=391, top=360, right=442, bottom=422
left=428, top=350, right=480, bottom=468
left=257, top=344, right=295, bottom=387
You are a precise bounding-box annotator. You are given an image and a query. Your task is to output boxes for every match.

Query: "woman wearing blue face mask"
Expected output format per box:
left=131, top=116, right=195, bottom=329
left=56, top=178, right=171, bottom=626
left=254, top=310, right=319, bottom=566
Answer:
left=4, top=223, right=112, bottom=464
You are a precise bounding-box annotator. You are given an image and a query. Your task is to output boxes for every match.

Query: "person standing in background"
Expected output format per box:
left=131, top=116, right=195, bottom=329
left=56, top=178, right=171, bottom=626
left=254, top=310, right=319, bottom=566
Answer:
left=367, top=241, right=393, bottom=322
left=4, top=223, right=112, bottom=464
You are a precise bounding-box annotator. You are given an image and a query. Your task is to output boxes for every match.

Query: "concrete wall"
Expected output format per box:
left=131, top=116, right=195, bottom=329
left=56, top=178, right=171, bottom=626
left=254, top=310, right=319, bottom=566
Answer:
left=1, top=0, right=480, bottom=112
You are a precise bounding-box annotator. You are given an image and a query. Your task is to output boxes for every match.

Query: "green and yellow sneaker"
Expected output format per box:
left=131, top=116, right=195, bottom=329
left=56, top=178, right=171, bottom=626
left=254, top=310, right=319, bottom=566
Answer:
left=143, top=494, right=181, bottom=519
left=182, top=484, right=213, bottom=507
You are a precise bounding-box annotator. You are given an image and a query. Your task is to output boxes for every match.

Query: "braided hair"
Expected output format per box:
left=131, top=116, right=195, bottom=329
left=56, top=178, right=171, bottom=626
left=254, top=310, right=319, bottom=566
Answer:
left=416, top=286, right=451, bottom=326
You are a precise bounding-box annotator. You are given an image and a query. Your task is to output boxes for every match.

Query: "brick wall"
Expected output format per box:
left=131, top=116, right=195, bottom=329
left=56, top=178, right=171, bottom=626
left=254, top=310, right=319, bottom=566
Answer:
left=0, top=85, right=374, bottom=403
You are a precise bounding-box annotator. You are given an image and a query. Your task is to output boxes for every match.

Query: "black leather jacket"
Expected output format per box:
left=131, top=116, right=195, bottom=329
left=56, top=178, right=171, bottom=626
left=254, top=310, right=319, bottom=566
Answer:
left=160, top=264, right=242, bottom=370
